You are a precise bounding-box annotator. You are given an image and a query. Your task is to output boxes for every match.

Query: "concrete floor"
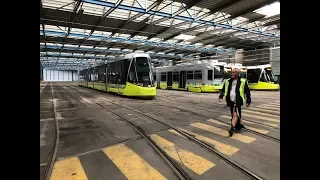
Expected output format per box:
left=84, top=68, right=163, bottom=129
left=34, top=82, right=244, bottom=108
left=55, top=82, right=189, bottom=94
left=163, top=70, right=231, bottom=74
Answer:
left=40, top=82, right=280, bottom=180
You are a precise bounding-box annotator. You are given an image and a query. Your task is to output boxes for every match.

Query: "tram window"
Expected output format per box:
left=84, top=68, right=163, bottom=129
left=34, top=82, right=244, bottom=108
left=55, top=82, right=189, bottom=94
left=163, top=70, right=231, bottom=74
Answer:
left=116, top=60, right=126, bottom=84
left=260, top=71, right=268, bottom=82
left=173, top=72, right=179, bottom=81
left=224, top=68, right=232, bottom=79
left=161, top=73, right=166, bottom=81
left=194, top=70, right=202, bottom=80
left=100, top=65, right=106, bottom=82
left=207, top=70, right=213, bottom=80
left=110, top=62, right=117, bottom=83
left=214, top=66, right=224, bottom=79
left=240, top=69, right=247, bottom=79
left=247, top=69, right=261, bottom=83
left=187, top=71, right=193, bottom=79
left=136, top=57, right=151, bottom=83
left=123, top=59, right=130, bottom=82
left=153, top=73, right=156, bottom=81
left=264, top=68, right=275, bottom=82
left=128, top=60, right=137, bottom=83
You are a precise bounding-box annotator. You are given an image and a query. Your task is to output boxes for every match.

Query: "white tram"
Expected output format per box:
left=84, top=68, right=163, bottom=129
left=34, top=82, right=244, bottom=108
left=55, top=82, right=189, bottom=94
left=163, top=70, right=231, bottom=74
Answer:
left=155, top=60, right=226, bottom=93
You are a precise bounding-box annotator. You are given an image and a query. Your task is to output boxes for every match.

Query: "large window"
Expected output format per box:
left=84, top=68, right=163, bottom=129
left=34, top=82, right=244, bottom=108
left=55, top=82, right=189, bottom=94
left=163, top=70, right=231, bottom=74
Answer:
left=128, top=60, right=137, bottom=83
left=161, top=73, right=166, bottom=81
left=187, top=71, right=193, bottom=80
left=240, top=68, right=247, bottom=79
left=107, top=62, right=116, bottom=83
left=247, top=69, right=261, bottom=83
left=264, top=68, right=276, bottom=82
left=214, top=66, right=224, bottom=79
left=194, top=70, right=202, bottom=80
left=173, top=72, right=179, bottom=82
left=153, top=73, right=156, bottom=82
left=135, top=57, right=151, bottom=83
left=224, top=68, right=232, bottom=79
left=207, top=70, right=213, bottom=80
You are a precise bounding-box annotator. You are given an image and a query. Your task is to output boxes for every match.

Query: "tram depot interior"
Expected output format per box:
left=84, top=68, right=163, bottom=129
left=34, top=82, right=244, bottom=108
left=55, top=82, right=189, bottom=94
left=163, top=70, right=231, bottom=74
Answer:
left=40, top=0, right=280, bottom=180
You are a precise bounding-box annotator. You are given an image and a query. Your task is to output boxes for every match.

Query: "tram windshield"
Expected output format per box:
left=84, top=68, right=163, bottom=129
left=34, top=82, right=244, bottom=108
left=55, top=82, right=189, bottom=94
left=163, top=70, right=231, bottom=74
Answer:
left=240, top=68, right=247, bottom=79
left=214, top=66, right=224, bottom=79
left=135, top=57, right=151, bottom=82
left=264, top=67, right=276, bottom=82
left=224, top=68, right=232, bottom=79
left=127, top=57, right=152, bottom=86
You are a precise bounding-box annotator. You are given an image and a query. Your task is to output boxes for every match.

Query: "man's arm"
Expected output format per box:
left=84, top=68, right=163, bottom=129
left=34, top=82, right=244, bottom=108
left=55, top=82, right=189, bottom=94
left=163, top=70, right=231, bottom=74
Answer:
left=219, top=82, right=225, bottom=99
left=244, top=80, right=251, bottom=104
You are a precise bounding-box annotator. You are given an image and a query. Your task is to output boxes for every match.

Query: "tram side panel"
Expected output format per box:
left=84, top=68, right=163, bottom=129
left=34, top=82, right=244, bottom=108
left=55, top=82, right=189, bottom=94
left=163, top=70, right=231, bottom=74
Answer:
left=78, top=53, right=156, bottom=98
left=93, top=65, right=106, bottom=91
left=247, top=65, right=279, bottom=90
left=157, top=66, right=223, bottom=92
left=106, top=56, right=156, bottom=97
left=156, top=65, right=225, bottom=93
left=201, top=66, right=224, bottom=92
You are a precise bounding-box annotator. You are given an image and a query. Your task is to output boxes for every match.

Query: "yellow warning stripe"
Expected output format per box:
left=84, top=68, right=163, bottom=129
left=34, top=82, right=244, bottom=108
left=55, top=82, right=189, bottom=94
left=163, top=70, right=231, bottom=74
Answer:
left=242, top=113, right=280, bottom=123
left=257, top=105, right=279, bottom=110
left=50, top=157, right=88, bottom=180
left=103, top=144, right=167, bottom=180
left=207, top=119, right=269, bottom=134
left=150, top=134, right=215, bottom=175
left=242, top=119, right=278, bottom=128
left=247, top=107, right=280, bottom=114
left=168, top=129, right=239, bottom=156
left=243, top=109, right=279, bottom=118
left=220, top=115, right=278, bottom=127
left=190, top=122, right=255, bottom=143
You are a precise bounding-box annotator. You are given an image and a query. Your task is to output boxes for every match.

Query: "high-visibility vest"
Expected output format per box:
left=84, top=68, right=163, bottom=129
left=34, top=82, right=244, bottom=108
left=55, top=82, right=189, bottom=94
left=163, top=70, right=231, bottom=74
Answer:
left=224, top=78, right=246, bottom=103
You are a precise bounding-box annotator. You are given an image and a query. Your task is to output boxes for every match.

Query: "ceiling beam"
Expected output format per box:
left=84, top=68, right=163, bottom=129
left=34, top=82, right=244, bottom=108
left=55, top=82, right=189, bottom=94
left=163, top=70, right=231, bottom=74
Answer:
left=217, top=0, right=279, bottom=24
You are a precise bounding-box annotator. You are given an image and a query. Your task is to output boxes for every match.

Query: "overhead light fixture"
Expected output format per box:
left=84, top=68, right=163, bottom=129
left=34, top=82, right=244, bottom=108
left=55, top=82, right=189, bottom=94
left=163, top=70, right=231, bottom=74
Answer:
left=254, top=2, right=280, bottom=18
left=174, top=34, right=195, bottom=40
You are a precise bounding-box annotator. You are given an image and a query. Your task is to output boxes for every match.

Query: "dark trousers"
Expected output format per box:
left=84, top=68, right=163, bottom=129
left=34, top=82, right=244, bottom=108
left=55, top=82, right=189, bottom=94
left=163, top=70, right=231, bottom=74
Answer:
left=229, top=101, right=242, bottom=129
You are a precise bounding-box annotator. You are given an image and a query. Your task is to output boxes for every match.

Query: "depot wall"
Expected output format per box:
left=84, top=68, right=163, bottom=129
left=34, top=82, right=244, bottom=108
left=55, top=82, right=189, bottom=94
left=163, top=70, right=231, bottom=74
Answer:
left=43, top=69, right=78, bottom=81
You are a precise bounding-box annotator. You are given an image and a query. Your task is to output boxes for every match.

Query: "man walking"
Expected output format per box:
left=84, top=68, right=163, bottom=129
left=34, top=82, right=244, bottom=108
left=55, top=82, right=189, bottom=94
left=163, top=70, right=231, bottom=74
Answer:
left=218, top=68, right=251, bottom=137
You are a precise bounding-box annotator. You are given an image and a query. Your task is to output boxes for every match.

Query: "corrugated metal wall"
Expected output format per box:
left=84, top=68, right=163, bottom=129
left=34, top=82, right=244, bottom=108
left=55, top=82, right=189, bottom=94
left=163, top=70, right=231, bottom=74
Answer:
left=270, top=47, right=280, bottom=76
left=242, top=49, right=270, bottom=66
left=43, top=69, right=78, bottom=81
left=40, top=62, right=43, bottom=81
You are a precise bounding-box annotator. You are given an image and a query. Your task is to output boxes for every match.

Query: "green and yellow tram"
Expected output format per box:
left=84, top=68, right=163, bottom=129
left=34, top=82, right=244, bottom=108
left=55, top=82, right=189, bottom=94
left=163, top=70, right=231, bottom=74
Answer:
left=78, top=53, right=156, bottom=98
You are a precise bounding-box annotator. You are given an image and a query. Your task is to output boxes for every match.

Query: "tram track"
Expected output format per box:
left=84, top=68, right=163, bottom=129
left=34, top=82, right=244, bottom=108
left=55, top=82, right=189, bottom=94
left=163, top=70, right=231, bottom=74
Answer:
left=157, top=94, right=280, bottom=116
left=155, top=98, right=280, bottom=143
left=74, top=84, right=280, bottom=141
left=155, top=96, right=280, bottom=130
left=63, top=83, right=264, bottom=180
left=60, top=83, right=191, bottom=180
left=41, top=83, right=60, bottom=180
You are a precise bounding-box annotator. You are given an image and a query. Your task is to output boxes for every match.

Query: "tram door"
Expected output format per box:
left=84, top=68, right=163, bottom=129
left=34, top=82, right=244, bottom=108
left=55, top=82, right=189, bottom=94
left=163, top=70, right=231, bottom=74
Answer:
left=179, top=71, right=186, bottom=88
left=167, top=72, right=173, bottom=89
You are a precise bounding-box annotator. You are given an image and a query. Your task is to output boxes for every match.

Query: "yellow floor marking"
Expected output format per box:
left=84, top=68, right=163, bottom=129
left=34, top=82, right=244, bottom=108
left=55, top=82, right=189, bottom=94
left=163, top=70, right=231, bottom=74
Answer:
left=247, top=107, right=280, bottom=114
left=168, top=129, right=239, bottom=156
left=190, top=122, right=255, bottom=143
left=243, top=109, right=279, bottom=118
left=261, top=103, right=280, bottom=107
left=242, top=119, right=278, bottom=128
left=50, top=157, right=88, bottom=180
left=150, top=134, right=215, bottom=175
left=266, top=103, right=280, bottom=106
left=242, top=113, right=280, bottom=122
left=219, top=115, right=278, bottom=127
left=207, top=119, right=269, bottom=135
left=207, top=119, right=226, bottom=126
left=103, top=144, right=167, bottom=180
left=245, top=126, right=269, bottom=134
left=256, top=105, right=280, bottom=111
